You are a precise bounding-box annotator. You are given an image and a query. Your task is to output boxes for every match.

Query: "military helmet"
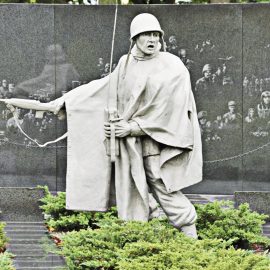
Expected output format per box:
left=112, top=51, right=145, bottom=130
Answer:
left=261, top=91, right=270, bottom=98
left=130, top=13, right=164, bottom=40
left=197, top=111, right=207, bottom=119
left=228, top=100, right=236, bottom=106
left=202, top=64, right=212, bottom=74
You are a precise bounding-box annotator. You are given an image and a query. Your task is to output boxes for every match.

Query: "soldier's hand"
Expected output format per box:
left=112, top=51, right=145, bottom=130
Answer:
left=104, top=120, right=131, bottom=138
left=104, top=122, right=111, bottom=138
left=114, top=120, right=131, bottom=138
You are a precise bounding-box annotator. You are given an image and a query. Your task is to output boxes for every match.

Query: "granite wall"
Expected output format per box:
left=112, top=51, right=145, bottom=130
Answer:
left=0, top=4, right=268, bottom=194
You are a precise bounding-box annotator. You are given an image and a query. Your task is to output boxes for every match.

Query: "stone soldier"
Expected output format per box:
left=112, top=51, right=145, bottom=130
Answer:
left=2, top=13, right=202, bottom=238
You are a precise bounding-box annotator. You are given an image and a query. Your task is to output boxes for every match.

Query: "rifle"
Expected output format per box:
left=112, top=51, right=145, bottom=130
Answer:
left=106, top=4, right=119, bottom=163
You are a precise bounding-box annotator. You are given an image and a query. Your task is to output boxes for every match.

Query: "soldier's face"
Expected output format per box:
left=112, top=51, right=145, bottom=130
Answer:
left=229, top=105, right=235, bottom=112
left=104, top=63, right=110, bottom=72
left=263, top=96, right=270, bottom=105
left=199, top=118, right=206, bottom=125
left=169, top=35, right=177, bottom=44
left=136, top=31, right=160, bottom=56
left=179, top=49, right=186, bottom=57
left=249, top=109, right=254, bottom=117
left=204, top=70, right=211, bottom=79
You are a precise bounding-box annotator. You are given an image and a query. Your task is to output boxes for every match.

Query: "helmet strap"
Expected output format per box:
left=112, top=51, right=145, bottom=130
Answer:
left=122, top=40, right=135, bottom=80
left=161, top=36, right=166, bottom=52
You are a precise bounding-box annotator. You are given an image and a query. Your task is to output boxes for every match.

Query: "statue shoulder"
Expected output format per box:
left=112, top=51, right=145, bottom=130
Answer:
left=160, top=51, right=181, bottom=62
left=159, top=52, right=187, bottom=73
left=118, top=54, right=129, bottom=65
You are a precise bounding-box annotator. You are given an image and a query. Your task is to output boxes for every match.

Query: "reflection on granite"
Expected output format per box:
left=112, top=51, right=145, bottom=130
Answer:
left=14, top=44, right=80, bottom=99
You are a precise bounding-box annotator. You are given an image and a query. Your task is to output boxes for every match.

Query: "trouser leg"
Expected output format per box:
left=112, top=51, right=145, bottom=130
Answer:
left=148, top=192, right=161, bottom=219
left=144, top=155, right=197, bottom=238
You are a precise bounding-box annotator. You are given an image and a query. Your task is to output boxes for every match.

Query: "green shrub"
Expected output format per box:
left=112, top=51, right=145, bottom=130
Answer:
left=196, top=201, right=270, bottom=249
left=39, top=187, right=270, bottom=269
left=59, top=220, right=270, bottom=270
left=39, top=186, right=118, bottom=231
left=117, top=241, right=270, bottom=270
left=39, top=187, right=270, bottom=248
left=0, top=253, right=15, bottom=270
left=59, top=219, right=190, bottom=270
left=0, top=223, right=8, bottom=252
left=39, top=186, right=72, bottom=219
left=0, top=224, right=14, bottom=270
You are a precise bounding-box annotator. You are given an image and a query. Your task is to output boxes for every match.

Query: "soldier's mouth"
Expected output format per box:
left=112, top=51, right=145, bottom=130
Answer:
left=147, top=44, right=155, bottom=49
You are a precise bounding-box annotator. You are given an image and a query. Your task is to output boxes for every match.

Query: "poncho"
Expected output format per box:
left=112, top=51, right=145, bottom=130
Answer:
left=50, top=50, right=203, bottom=221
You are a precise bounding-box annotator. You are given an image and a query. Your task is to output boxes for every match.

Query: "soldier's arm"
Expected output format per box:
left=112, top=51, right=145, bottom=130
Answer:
left=0, top=98, right=63, bottom=115
left=129, top=121, right=146, bottom=136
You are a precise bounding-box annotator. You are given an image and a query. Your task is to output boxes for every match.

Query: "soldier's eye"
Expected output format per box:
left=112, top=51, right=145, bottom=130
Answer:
left=143, top=32, right=151, bottom=37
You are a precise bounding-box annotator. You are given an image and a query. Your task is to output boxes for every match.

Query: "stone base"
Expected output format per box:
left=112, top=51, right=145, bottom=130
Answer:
left=235, top=191, right=270, bottom=220
left=0, top=188, right=45, bottom=222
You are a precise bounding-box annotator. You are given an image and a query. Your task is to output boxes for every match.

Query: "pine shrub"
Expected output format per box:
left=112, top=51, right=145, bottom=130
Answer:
left=39, top=187, right=270, bottom=270
left=59, top=221, right=270, bottom=270
left=0, top=253, right=15, bottom=270
left=0, top=224, right=14, bottom=270
left=196, top=201, right=270, bottom=249
left=0, top=223, right=8, bottom=252
left=39, top=186, right=118, bottom=231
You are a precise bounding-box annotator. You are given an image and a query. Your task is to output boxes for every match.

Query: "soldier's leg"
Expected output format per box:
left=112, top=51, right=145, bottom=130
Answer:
left=144, top=155, right=197, bottom=238
left=148, top=192, right=161, bottom=219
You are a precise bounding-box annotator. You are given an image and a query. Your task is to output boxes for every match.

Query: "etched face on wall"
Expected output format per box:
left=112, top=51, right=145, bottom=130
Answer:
left=203, top=70, right=212, bottom=79
left=228, top=105, right=236, bottom=113
left=263, top=95, right=270, bottom=105
left=2, top=80, right=7, bottom=87
left=169, top=35, right=177, bottom=45
left=248, top=108, right=255, bottom=117
left=135, top=31, right=160, bottom=56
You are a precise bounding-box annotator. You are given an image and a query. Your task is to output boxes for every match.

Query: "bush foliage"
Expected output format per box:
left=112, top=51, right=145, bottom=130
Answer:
left=0, top=223, right=14, bottom=270
left=0, top=223, right=8, bottom=252
left=0, top=253, right=15, bottom=270
left=60, top=220, right=270, bottom=270
left=39, top=187, right=270, bottom=270
left=39, top=186, right=118, bottom=231
left=196, top=201, right=270, bottom=249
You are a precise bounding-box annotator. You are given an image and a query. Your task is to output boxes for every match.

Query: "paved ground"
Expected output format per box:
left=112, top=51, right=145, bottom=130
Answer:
left=5, top=222, right=67, bottom=270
